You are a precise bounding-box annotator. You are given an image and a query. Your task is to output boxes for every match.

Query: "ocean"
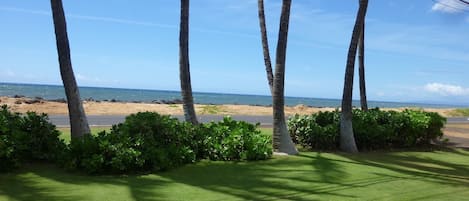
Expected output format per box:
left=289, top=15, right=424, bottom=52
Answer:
left=0, top=82, right=461, bottom=108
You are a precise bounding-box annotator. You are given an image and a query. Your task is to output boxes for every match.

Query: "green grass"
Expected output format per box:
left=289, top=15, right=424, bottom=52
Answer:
left=448, top=108, right=469, bottom=117
left=1, top=148, right=469, bottom=201
left=260, top=127, right=272, bottom=136
left=200, top=105, right=224, bottom=114
left=57, top=127, right=110, bottom=142
left=8, top=127, right=465, bottom=200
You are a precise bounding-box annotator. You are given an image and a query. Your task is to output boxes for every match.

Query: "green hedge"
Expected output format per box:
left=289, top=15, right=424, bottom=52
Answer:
left=1, top=106, right=272, bottom=174
left=60, top=113, right=272, bottom=174
left=288, top=108, right=446, bottom=151
left=199, top=117, right=272, bottom=161
left=61, top=113, right=198, bottom=174
left=0, top=105, right=66, bottom=172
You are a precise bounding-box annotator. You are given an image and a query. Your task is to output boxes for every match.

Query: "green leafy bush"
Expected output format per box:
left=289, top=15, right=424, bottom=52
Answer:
left=200, top=117, right=272, bottom=161
left=63, top=113, right=272, bottom=174
left=20, top=112, right=67, bottom=161
left=115, top=112, right=197, bottom=170
left=288, top=108, right=446, bottom=151
left=0, top=105, right=23, bottom=172
left=0, top=105, right=66, bottom=172
left=62, top=112, right=196, bottom=174
left=288, top=112, right=339, bottom=150
left=70, top=131, right=151, bottom=174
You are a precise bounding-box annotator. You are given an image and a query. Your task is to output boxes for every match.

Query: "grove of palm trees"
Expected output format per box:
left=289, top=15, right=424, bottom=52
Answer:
left=1, top=0, right=469, bottom=200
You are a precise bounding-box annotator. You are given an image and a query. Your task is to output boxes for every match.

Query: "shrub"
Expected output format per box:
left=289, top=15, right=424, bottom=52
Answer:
left=200, top=117, right=272, bottom=161
left=288, top=112, right=339, bottom=150
left=0, top=105, right=66, bottom=172
left=62, top=131, right=146, bottom=174
left=20, top=112, right=67, bottom=161
left=62, top=113, right=272, bottom=174
left=0, top=105, right=23, bottom=172
left=115, top=112, right=197, bottom=170
left=288, top=108, right=446, bottom=151
left=62, top=112, right=196, bottom=174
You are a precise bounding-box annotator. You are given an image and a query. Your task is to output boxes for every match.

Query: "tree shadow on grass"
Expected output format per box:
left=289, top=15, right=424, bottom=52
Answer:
left=339, top=148, right=469, bottom=187
left=156, top=153, right=425, bottom=200
left=0, top=163, right=171, bottom=201
left=0, top=156, right=356, bottom=201
left=158, top=157, right=353, bottom=201
left=0, top=165, right=86, bottom=201
left=2, top=148, right=468, bottom=201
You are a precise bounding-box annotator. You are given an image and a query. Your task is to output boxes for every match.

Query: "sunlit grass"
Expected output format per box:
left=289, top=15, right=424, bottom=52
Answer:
left=1, top=148, right=468, bottom=200
left=259, top=127, right=272, bottom=136
left=200, top=105, right=224, bottom=114
left=57, top=127, right=111, bottom=142
left=449, top=108, right=469, bottom=117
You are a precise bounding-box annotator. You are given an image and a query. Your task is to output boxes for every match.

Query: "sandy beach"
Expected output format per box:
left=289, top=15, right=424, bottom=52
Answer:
left=0, top=96, right=460, bottom=117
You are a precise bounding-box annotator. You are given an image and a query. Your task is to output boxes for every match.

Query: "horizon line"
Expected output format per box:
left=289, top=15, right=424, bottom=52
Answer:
left=1, top=81, right=466, bottom=107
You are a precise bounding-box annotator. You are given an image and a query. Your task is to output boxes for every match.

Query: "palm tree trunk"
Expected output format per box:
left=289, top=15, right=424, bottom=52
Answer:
left=340, top=0, right=368, bottom=153
left=50, top=0, right=90, bottom=139
left=258, top=0, right=274, bottom=95
left=179, top=0, right=198, bottom=125
left=272, top=0, right=298, bottom=155
left=358, top=23, right=368, bottom=111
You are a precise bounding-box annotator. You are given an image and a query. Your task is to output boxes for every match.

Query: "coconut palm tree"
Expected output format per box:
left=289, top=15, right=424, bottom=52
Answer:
left=358, top=23, right=368, bottom=111
left=271, top=0, right=298, bottom=155
left=340, top=0, right=368, bottom=153
left=179, top=0, right=198, bottom=124
left=258, top=0, right=274, bottom=94
left=50, top=0, right=90, bottom=138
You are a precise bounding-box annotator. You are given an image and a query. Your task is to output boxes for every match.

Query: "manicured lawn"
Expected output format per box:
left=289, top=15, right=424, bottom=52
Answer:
left=1, top=148, right=468, bottom=201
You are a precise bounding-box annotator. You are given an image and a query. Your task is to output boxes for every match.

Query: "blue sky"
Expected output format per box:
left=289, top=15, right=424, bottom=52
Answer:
left=0, top=0, right=468, bottom=105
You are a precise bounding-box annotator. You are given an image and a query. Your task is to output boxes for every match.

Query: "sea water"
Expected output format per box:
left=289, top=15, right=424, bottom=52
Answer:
left=0, top=82, right=461, bottom=108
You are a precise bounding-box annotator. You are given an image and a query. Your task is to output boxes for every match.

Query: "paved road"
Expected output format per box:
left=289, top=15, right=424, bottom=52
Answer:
left=49, top=115, right=469, bottom=127
left=446, top=117, right=469, bottom=124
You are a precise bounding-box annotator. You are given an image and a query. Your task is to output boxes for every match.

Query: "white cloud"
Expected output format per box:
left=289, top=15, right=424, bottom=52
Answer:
left=0, top=69, right=16, bottom=77
left=76, top=73, right=87, bottom=81
left=76, top=73, right=101, bottom=82
left=6, top=70, right=15, bottom=77
left=431, top=0, right=468, bottom=13
left=424, top=83, right=469, bottom=96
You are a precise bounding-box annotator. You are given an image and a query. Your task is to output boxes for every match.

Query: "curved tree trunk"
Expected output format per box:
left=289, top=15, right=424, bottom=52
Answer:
left=358, top=23, right=368, bottom=111
left=179, top=0, right=198, bottom=124
left=258, top=0, right=274, bottom=95
left=340, top=0, right=368, bottom=153
left=272, top=0, right=298, bottom=155
left=50, top=0, right=90, bottom=139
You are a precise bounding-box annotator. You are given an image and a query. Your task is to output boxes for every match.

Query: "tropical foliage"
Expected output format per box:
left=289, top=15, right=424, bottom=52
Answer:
left=288, top=108, right=446, bottom=151
left=1, top=107, right=272, bottom=173
left=0, top=105, right=66, bottom=172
